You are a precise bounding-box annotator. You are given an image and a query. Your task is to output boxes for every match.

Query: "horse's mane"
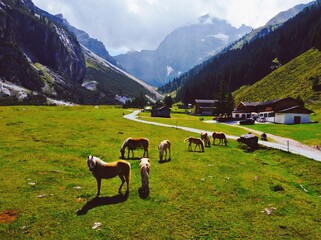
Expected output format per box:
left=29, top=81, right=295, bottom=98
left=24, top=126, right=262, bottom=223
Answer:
left=90, top=155, right=106, bottom=165
left=121, top=137, right=132, bottom=150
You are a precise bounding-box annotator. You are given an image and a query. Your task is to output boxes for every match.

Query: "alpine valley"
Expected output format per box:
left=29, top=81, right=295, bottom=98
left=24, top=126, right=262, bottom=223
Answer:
left=0, top=0, right=160, bottom=105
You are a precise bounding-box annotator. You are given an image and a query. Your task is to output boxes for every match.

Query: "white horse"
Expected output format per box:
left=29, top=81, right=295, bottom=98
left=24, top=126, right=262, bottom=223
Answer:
left=87, top=156, right=131, bottom=196
left=139, top=158, right=150, bottom=196
left=158, top=140, right=171, bottom=161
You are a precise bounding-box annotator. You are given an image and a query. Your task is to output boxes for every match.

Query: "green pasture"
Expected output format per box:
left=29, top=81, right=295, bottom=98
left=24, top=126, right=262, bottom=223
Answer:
left=1, top=106, right=321, bottom=239
left=139, top=110, right=321, bottom=147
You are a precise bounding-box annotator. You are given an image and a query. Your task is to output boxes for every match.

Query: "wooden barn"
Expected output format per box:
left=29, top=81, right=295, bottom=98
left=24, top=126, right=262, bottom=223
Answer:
left=232, top=97, right=313, bottom=124
left=151, top=105, right=171, bottom=118
left=194, top=99, right=217, bottom=115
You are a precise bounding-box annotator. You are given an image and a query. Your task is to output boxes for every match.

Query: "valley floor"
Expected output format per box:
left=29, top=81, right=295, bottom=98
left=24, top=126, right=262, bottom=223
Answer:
left=125, top=110, right=321, bottom=162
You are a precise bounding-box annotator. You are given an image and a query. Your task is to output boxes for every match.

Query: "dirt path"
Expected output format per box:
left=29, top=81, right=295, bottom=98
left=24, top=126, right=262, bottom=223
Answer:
left=124, top=110, right=321, bottom=162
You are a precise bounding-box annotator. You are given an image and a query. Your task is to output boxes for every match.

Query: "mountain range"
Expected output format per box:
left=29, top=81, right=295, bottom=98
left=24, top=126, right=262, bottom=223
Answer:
left=0, top=0, right=319, bottom=108
left=114, top=16, right=252, bottom=87
left=159, top=1, right=319, bottom=107
left=0, top=0, right=160, bottom=105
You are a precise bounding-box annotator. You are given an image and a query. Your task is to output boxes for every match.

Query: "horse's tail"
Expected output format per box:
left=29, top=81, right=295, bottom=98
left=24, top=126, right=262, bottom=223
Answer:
left=201, top=140, right=205, bottom=151
left=126, top=162, right=131, bottom=185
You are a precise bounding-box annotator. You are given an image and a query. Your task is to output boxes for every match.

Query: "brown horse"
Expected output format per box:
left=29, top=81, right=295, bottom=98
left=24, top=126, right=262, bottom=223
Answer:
left=212, top=132, right=227, bottom=146
left=120, top=137, right=149, bottom=159
left=184, top=137, right=204, bottom=152
left=139, top=158, right=150, bottom=195
left=87, top=156, right=131, bottom=196
left=158, top=140, right=171, bottom=161
left=201, top=132, right=211, bottom=147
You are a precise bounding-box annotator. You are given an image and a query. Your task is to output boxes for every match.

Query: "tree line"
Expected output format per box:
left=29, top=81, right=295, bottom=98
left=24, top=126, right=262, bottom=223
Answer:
left=158, top=2, right=321, bottom=105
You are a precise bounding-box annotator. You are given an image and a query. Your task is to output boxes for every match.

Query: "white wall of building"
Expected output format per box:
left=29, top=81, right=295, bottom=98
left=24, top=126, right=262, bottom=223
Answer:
left=275, top=113, right=311, bottom=124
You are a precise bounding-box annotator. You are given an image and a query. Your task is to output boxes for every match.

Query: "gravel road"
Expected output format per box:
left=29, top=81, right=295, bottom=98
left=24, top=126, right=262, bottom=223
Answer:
left=124, top=110, right=321, bottom=162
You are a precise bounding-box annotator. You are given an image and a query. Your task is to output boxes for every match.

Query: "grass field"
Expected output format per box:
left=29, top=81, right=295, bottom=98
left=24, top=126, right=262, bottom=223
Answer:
left=1, top=106, right=321, bottom=239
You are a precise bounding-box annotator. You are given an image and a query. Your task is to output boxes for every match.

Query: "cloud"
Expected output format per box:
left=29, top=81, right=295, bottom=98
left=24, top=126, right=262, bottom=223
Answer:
left=33, top=0, right=313, bottom=55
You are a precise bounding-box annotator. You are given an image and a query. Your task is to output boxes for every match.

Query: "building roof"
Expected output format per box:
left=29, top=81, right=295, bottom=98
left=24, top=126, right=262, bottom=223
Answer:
left=276, top=105, right=314, bottom=114
left=195, top=99, right=217, bottom=104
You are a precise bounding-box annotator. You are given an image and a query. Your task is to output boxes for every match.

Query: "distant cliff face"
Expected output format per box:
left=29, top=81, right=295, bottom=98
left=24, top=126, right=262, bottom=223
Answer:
left=0, top=0, right=85, bottom=88
left=0, top=0, right=45, bottom=91
left=39, top=13, right=121, bottom=69
left=0, top=0, right=160, bottom=105
left=10, top=7, right=86, bottom=83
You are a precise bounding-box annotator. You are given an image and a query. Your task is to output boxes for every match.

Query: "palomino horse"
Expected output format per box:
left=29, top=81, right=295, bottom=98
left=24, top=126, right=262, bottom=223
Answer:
left=184, top=137, right=204, bottom=152
left=139, top=158, right=150, bottom=196
left=158, top=140, right=171, bottom=161
left=120, top=137, right=149, bottom=159
left=87, top=156, right=131, bottom=196
left=212, top=132, right=228, bottom=146
left=201, top=132, right=211, bottom=147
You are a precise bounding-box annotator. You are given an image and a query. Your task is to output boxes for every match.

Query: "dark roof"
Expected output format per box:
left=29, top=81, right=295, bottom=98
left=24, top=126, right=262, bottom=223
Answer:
left=195, top=99, right=217, bottom=104
left=276, top=105, right=314, bottom=114
left=241, top=97, right=296, bottom=107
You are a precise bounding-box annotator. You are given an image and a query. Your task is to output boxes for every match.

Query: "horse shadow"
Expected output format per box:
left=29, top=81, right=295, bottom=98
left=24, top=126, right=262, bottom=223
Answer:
left=77, top=193, right=129, bottom=215
left=158, top=158, right=171, bottom=164
left=120, top=156, right=142, bottom=161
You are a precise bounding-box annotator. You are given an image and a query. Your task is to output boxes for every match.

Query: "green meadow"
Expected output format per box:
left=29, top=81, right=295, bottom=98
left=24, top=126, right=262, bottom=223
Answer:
left=1, top=106, right=321, bottom=239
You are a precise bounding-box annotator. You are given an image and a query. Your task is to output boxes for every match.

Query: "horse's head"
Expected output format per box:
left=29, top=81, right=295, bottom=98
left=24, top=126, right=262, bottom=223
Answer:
left=224, top=138, right=228, bottom=146
left=87, top=155, right=96, bottom=171
left=120, top=148, right=125, bottom=158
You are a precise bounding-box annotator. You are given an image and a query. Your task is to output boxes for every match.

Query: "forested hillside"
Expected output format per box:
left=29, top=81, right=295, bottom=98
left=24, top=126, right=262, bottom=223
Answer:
left=233, top=48, right=321, bottom=109
left=159, top=1, right=321, bottom=105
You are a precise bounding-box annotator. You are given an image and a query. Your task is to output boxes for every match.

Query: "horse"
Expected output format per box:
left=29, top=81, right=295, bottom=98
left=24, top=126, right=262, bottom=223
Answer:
left=184, top=137, right=204, bottom=152
left=201, top=132, right=211, bottom=147
left=120, top=137, right=149, bottom=159
left=158, top=140, right=171, bottom=161
left=139, top=158, right=150, bottom=196
left=87, top=156, right=131, bottom=196
left=212, top=132, right=228, bottom=146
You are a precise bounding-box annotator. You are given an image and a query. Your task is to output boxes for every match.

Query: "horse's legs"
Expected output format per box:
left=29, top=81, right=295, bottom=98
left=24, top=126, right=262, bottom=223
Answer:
left=96, top=178, right=101, bottom=197
left=118, top=174, right=126, bottom=194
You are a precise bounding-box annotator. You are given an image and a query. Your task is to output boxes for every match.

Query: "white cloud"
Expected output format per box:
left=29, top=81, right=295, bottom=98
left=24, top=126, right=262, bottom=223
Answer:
left=33, top=0, right=313, bottom=55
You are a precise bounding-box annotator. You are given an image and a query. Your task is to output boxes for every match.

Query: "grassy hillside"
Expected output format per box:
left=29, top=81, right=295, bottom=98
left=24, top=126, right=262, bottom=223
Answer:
left=1, top=106, right=321, bottom=239
left=233, top=48, right=321, bottom=111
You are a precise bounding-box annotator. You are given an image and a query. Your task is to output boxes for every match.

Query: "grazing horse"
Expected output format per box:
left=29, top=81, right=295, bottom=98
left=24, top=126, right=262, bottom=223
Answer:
left=184, top=137, right=204, bottom=152
left=158, top=140, right=171, bottom=161
left=120, top=137, right=149, bottom=159
left=201, top=132, right=211, bottom=147
left=87, top=156, right=131, bottom=196
left=139, top=158, right=150, bottom=196
left=212, top=132, right=228, bottom=146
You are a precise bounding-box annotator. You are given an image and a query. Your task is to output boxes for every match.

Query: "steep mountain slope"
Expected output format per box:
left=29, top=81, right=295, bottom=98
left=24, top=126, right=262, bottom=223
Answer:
left=233, top=48, right=321, bottom=107
left=115, top=16, right=251, bottom=87
left=0, top=0, right=160, bottom=105
left=82, top=46, right=161, bottom=104
left=231, top=2, right=313, bottom=50
left=35, top=11, right=121, bottom=69
left=161, top=1, right=321, bottom=105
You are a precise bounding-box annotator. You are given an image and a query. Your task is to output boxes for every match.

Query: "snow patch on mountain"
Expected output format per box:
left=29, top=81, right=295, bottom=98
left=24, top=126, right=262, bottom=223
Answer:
left=212, top=33, right=229, bottom=42
left=167, top=66, right=174, bottom=76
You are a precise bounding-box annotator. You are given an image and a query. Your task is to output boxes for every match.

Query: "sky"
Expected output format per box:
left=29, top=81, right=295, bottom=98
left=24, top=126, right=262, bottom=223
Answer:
left=33, top=0, right=313, bottom=56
